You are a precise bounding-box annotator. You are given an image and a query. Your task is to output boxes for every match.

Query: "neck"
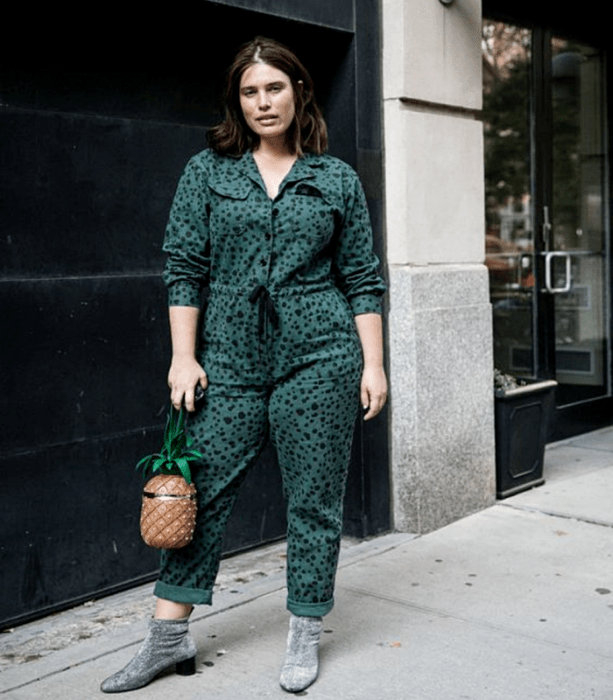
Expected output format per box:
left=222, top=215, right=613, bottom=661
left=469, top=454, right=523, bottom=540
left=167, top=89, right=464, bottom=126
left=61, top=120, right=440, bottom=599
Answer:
left=254, top=135, right=295, bottom=160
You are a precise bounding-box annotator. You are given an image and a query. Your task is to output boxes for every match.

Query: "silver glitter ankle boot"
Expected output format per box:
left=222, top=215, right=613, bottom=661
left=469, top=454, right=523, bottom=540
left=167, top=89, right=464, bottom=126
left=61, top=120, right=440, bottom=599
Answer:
left=100, top=617, right=197, bottom=693
left=279, top=614, right=323, bottom=693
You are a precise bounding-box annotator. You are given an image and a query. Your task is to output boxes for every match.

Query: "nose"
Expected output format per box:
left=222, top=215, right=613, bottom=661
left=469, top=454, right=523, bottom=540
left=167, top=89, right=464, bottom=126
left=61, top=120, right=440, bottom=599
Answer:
left=257, top=90, right=271, bottom=110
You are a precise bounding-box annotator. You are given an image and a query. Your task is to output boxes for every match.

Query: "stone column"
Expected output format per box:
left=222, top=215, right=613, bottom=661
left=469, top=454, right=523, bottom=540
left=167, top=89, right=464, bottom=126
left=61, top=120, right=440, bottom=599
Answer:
left=382, top=0, right=496, bottom=532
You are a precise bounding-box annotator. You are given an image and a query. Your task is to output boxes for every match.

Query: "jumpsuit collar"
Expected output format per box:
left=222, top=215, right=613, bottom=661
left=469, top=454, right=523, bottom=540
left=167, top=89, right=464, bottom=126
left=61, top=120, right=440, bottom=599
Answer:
left=238, top=151, right=327, bottom=200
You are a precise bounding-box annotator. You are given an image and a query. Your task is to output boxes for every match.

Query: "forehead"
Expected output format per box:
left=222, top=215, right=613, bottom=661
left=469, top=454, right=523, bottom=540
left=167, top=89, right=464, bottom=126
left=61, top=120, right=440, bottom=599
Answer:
left=239, top=63, right=291, bottom=88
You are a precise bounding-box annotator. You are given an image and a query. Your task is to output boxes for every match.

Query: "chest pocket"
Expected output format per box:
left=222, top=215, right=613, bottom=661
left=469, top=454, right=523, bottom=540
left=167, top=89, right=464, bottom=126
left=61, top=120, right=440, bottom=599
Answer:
left=285, top=181, right=343, bottom=245
left=293, top=182, right=324, bottom=198
left=207, top=176, right=253, bottom=238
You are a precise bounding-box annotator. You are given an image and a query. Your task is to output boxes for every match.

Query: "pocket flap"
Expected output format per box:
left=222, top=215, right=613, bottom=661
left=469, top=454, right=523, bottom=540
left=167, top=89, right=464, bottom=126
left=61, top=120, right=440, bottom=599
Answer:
left=208, top=175, right=251, bottom=200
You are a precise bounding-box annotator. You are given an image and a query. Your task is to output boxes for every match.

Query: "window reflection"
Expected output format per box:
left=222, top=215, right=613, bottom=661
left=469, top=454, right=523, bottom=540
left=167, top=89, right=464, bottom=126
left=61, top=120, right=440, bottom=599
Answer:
left=482, top=20, right=534, bottom=375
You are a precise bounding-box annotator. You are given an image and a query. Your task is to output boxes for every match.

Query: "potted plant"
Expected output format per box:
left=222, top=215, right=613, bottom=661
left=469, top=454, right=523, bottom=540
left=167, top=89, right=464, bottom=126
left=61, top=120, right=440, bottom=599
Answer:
left=136, top=408, right=202, bottom=549
left=493, top=369, right=557, bottom=499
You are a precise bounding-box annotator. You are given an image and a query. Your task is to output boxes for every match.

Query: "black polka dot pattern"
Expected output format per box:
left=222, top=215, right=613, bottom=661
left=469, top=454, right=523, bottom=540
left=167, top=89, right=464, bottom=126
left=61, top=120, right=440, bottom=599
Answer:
left=154, top=149, right=386, bottom=617
left=162, top=150, right=386, bottom=316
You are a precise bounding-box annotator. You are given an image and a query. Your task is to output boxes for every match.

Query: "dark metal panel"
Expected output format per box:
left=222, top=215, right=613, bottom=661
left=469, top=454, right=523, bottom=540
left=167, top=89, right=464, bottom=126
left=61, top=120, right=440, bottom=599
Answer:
left=336, top=1, right=391, bottom=539
left=1, top=276, right=170, bottom=453
left=0, top=0, right=391, bottom=628
left=352, top=0, right=391, bottom=536
left=322, top=40, right=357, bottom=166
left=0, top=433, right=287, bottom=627
left=553, top=397, right=613, bottom=440
left=0, top=109, right=209, bottom=278
left=482, top=0, right=606, bottom=46
left=207, top=0, right=354, bottom=31
left=1, top=433, right=160, bottom=627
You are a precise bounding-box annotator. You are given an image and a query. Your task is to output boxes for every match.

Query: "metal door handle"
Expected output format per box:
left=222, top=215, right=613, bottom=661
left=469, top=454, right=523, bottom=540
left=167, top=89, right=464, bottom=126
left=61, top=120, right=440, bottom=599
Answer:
left=543, top=251, right=572, bottom=294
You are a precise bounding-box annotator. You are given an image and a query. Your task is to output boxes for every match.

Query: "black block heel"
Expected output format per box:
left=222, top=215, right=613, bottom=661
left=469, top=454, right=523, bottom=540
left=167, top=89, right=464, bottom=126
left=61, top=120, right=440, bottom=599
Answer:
left=176, top=656, right=196, bottom=676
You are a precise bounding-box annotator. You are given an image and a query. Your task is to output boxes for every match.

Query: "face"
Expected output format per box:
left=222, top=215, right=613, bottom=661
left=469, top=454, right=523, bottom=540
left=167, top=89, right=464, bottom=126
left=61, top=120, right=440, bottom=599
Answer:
left=239, top=63, right=296, bottom=143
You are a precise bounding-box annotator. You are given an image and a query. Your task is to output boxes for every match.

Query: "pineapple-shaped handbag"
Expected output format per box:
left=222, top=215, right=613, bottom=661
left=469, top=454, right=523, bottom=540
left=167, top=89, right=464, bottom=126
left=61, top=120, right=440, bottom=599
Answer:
left=137, top=408, right=202, bottom=549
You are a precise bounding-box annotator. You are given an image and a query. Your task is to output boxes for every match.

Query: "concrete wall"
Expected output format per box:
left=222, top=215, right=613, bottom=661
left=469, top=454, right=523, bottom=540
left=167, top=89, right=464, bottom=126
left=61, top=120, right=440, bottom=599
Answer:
left=382, top=0, right=496, bottom=532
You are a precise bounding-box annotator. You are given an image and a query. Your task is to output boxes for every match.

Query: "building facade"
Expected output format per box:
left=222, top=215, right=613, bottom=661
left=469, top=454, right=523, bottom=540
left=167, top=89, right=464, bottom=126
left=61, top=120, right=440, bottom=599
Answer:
left=383, top=0, right=496, bottom=533
left=1, top=0, right=610, bottom=628
left=382, top=0, right=611, bottom=531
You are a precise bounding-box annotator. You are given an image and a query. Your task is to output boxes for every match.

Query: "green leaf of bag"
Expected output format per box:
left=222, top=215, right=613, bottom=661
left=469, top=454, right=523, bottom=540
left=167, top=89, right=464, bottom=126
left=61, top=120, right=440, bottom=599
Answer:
left=136, top=408, right=201, bottom=484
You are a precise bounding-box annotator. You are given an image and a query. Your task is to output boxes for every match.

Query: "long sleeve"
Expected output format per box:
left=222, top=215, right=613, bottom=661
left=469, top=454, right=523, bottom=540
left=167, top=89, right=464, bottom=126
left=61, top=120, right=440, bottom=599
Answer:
left=332, top=168, right=386, bottom=315
left=162, top=156, right=211, bottom=308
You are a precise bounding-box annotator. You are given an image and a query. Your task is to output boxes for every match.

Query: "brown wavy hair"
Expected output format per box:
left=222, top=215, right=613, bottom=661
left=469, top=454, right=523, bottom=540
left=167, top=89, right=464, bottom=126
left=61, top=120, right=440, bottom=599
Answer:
left=208, top=36, right=328, bottom=157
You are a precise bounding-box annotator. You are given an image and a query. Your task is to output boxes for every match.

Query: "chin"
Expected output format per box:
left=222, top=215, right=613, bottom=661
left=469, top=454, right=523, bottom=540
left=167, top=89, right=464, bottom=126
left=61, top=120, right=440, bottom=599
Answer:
left=256, top=127, right=287, bottom=140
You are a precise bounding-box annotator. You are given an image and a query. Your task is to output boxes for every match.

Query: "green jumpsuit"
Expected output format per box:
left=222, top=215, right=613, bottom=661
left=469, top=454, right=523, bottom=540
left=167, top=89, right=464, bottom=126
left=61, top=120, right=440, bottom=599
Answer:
left=156, top=149, right=386, bottom=617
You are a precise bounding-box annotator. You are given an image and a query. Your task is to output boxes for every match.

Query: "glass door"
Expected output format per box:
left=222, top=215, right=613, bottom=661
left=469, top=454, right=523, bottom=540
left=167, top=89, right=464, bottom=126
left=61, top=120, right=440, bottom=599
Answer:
left=483, top=21, right=611, bottom=435
left=483, top=22, right=535, bottom=376
left=549, top=38, right=608, bottom=405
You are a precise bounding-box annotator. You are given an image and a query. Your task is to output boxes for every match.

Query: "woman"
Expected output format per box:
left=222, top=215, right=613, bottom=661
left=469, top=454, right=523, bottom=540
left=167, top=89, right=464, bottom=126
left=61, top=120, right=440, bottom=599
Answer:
left=101, top=36, right=387, bottom=694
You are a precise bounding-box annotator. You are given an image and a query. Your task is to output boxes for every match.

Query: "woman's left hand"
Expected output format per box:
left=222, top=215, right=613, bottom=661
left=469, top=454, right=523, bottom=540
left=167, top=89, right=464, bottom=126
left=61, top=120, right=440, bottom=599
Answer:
left=354, top=313, right=387, bottom=421
left=360, top=365, right=388, bottom=421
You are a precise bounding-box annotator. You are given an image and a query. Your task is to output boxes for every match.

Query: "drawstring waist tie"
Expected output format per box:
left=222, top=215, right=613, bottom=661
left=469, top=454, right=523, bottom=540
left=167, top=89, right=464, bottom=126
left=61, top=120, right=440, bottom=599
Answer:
left=249, top=285, right=279, bottom=339
left=209, top=280, right=336, bottom=342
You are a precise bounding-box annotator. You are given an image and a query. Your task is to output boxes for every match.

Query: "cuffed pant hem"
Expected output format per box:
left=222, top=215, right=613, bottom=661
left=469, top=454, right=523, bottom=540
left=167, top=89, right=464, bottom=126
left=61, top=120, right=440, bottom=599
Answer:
left=154, top=580, right=213, bottom=606
left=287, top=597, right=334, bottom=617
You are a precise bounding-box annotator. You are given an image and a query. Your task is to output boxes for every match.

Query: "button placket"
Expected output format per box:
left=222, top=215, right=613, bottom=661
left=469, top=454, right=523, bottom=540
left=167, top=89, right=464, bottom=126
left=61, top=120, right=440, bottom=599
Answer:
left=259, top=202, right=278, bottom=280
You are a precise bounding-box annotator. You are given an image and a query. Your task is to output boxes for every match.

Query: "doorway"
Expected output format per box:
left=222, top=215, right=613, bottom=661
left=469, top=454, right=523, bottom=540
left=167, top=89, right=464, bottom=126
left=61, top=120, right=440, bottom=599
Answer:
left=483, top=20, right=611, bottom=438
left=0, top=0, right=389, bottom=629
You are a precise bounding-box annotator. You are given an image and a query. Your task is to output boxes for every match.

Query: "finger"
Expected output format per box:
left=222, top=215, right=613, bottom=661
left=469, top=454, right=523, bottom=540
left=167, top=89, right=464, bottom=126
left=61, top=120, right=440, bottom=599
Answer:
left=184, top=388, right=196, bottom=413
left=170, top=386, right=184, bottom=411
left=363, top=398, right=375, bottom=421
left=363, top=393, right=385, bottom=421
left=360, top=385, right=370, bottom=413
left=363, top=408, right=377, bottom=421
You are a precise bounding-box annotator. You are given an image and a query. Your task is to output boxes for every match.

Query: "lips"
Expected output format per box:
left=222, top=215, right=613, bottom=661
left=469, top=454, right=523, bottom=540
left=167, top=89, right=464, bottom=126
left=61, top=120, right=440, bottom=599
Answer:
left=256, top=115, right=278, bottom=123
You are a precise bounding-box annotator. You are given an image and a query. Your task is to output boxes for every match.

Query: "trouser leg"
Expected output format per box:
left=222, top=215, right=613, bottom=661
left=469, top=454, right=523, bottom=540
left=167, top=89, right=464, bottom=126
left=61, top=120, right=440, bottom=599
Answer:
left=155, top=385, right=269, bottom=605
left=269, top=368, right=361, bottom=617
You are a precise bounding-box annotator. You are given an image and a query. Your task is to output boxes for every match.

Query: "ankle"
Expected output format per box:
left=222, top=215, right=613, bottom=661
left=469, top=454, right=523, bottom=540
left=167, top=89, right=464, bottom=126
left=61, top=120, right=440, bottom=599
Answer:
left=155, top=600, right=193, bottom=619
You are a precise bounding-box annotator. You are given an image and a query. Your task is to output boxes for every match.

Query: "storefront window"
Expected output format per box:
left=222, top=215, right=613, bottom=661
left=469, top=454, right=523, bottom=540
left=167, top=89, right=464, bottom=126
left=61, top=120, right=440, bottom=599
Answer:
left=482, top=21, right=534, bottom=375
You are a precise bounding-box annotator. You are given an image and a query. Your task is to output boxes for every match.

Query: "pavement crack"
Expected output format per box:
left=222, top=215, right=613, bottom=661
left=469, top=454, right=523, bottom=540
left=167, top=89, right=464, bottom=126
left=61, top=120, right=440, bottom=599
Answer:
left=499, top=503, right=613, bottom=529
left=337, top=584, right=613, bottom=661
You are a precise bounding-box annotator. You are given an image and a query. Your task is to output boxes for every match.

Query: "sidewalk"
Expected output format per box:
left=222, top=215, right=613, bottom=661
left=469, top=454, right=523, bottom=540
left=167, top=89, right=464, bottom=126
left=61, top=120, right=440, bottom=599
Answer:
left=2, top=427, right=613, bottom=699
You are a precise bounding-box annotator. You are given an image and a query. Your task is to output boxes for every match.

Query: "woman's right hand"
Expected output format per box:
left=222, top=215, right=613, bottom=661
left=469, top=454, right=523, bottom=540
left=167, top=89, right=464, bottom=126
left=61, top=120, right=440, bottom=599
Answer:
left=167, top=355, right=208, bottom=412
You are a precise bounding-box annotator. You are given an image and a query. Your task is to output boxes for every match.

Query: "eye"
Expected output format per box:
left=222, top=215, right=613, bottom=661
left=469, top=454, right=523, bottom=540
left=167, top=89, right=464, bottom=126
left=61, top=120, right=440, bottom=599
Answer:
left=241, top=87, right=256, bottom=97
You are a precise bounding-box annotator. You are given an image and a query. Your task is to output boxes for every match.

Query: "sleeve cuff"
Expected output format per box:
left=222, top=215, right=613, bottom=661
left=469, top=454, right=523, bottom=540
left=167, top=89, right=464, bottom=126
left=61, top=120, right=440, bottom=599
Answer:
left=167, top=283, right=202, bottom=308
left=349, top=294, right=383, bottom=316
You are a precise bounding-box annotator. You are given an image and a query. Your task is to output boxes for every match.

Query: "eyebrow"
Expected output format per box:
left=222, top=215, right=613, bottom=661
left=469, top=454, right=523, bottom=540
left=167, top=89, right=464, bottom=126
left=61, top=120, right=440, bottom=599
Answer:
left=240, top=80, right=287, bottom=91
